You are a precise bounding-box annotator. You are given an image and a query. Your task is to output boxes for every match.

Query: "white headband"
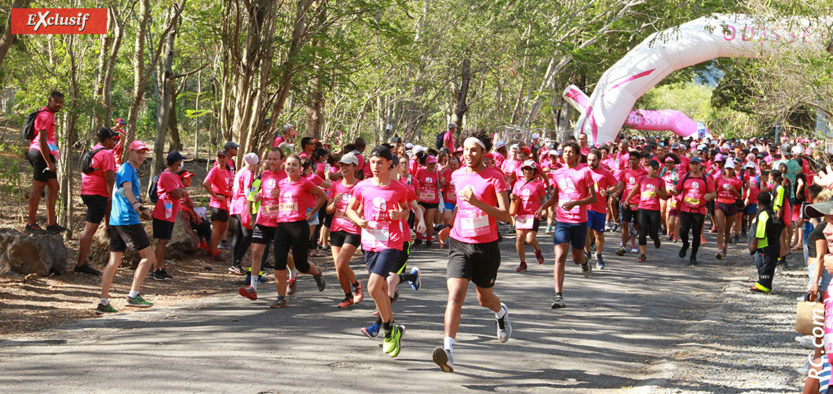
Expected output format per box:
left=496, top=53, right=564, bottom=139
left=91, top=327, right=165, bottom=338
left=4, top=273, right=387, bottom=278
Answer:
left=464, top=137, right=486, bottom=150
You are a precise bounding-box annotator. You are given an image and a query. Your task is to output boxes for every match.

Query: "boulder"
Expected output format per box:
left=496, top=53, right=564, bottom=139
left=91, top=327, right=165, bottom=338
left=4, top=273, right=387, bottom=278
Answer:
left=165, top=212, right=200, bottom=260
left=86, top=211, right=198, bottom=268
left=0, top=228, right=68, bottom=275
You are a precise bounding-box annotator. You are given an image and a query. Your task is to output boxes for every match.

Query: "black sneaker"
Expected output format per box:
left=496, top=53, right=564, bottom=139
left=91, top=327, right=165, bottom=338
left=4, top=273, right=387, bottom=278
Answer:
left=425, top=241, right=433, bottom=247
left=653, top=237, right=661, bottom=249
left=46, top=223, right=67, bottom=234
left=551, top=294, right=566, bottom=309
left=413, top=239, right=423, bottom=247
left=679, top=243, right=688, bottom=258
left=689, top=256, right=698, bottom=265
left=24, top=223, right=47, bottom=234
left=315, top=272, right=326, bottom=292
left=159, top=269, right=173, bottom=280
left=74, top=262, right=101, bottom=276
left=150, top=270, right=167, bottom=281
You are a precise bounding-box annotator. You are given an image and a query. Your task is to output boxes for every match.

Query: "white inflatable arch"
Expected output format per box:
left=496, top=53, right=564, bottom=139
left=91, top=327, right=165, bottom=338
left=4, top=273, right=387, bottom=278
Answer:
left=572, top=13, right=832, bottom=144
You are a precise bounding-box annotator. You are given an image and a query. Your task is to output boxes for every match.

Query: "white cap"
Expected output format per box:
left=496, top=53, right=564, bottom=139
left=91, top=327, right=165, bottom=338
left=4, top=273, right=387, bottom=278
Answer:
left=510, top=144, right=519, bottom=151
left=243, top=152, right=260, bottom=166
left=405, top=143, right=414, bottom=149
left=495, top=140, right=506, bottom=149
left=339, top=152, right=359, bottom=166
left=413, top=145, right=426, bottom=153
left=792, top=145, right=803, bottom=155
left=724, top=160, right=735, bottom=169
left=531, top=133, right=540, bottom=139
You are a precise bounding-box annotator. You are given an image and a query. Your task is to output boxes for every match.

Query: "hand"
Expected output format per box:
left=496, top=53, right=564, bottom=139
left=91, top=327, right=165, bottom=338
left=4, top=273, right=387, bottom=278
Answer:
left=562, top=200, right=577, bottom=211
left=416, top=220, right=427, bottom=234
left=534, top=208, right=543, bottom=218
left=271, top=188, right=280, bottom=198
left=809, top=283, right=820, bottom=302
left=815, top=165, right=833, bottom=188
left=356, top=219, right=369, bottom=229
left=334, top=193, right=343, bottom=204
left=389, top=210, right=402, bottom=221
left=215, top=195, right=226, bottom=203
left=600, top=188, right=608, bottom=197
left=305, top=211, right=314, bottom=222
left=459, top=185, right=479, bottom=204
left=47, top=161, right=57, bottom=172
left=253, top=193, right=262, bottom=202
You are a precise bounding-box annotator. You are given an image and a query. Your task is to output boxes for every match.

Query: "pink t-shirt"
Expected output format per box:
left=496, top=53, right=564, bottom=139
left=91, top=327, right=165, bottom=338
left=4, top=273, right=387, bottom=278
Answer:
left=493, top=152, right=506, bottom=169
left=715, top=176, right=742, bottom=204
left=272, top=135, right=286, bottom=147
left=501, top=158, right=518, bottom=178
left=450, top=167, right=508, bottom=244
left=329, top=179, right=360, bottom=235
left=552, top=165, right=594, bottom=223
left=442, top=168, right=457, bottom=203
left=303, top=173, right=325, bottom=210
left=80, top=144, right=116, bottom=198
left=255, top=170, right=288, bottom=227
left=152, top=169, right=184, bottom=222
left=676, top=173, right=715, bottom=215
left=637, top=176, right=663, bottom=211
left=443, top=131, right=455, bottom=152
left=398, top=178, right=418, bottom=234
left=205, top=165, right=233, bottom=210
left=618, top=167, right=648, bottom=206
left=29, top=107, right=59, bottom=158
left=512, top=179, right=546, bottom=215
left=276, top=177, right=316, bottom=223
left=351, top=179, right=408, bottom=252
left=230, top=167, right=255, bottom=215
left=588, top=166, right=617, bottom=214
left=414, top=168, right=440, bottom=204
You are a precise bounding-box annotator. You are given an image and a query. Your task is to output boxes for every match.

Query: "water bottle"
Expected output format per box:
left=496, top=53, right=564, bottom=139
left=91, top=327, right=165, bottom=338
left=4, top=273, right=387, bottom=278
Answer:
left=164, top=200, right=173, bottom=219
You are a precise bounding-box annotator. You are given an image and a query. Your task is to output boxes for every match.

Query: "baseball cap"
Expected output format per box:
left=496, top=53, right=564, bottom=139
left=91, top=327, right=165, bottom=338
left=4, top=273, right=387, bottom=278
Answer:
left=521, top=159, right=536, bottom=169
left=724, top=160, right=735, bottom=169
left=178, top=171, right=194, bottom=179
left=521, top=147, right=531, bottom=155
left=495, top=140, right=506, bottom=149
left=714, top=153, right=725, bottom=162
left=224, top=141, right=241, bottom=150
left=97, top=127, right=118, bottom=140
left=369, top=145, right=393, bottom=161
left=426, top=155, right=438, bottom=164
left=455, top=147, right=463, bottom=153
left=115, top=117, right=125, bottom=124
left=805, top=199, right=833, bottom=218
left=129, top=140, right=149, bottom=152
left=690, top=156, right=703, bottom=164
left=697, top=144, right=707, bottom=151
left=510, top=144, right=519, bottom=151
left=243, top=152, right=259, bottom=166
left=744, top=162, right=756, bottom=169
left=166, top=151, right=187, bottom=166
left=216, top=150, right=228, bottom=157
left=413, top=145, right=426, bottom=153
left=531, top=133, right=540, bottom=139
left=339, top=153, right=359, bottom=166
left=405, top=143, right=414, bottom=150
left=792, top=145, right=803, bottom=155
left=671, top=142, right=680, bottom=149
left=484, top=152, right=495, bottom=160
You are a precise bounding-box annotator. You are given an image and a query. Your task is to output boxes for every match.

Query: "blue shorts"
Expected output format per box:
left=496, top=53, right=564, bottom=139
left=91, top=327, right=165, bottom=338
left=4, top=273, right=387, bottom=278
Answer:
left=444, top=202, right=456, bottom=211
left=306, top=207, right=319, bottom=226
left=364, top=248, right=400, bottom=278
left=808, top=262, right=832, bottom=292
left=744, top=203, right=757, bottom=215
left=587, top=211, right=606, bottom=232
left=553, top=222, right=588, bottom=250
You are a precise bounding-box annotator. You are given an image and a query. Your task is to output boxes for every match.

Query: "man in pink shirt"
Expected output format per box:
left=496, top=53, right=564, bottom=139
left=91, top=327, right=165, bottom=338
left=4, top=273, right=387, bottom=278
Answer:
left=203, top=150, right=233, bottom=260
left=536, top=142, right=596, bottom=309
left=272, top=123, right=296, bottom=147
left=443, top=122, right=457, bottom=152
left=26, top=91, right=65, bottom=234
left=432, top=129, right=512, bottom=373
left=76, top=127, right=118, bottom=275
left=586, top=149, right=621, bottom=270
left=150, top=151, right=188, bottom=281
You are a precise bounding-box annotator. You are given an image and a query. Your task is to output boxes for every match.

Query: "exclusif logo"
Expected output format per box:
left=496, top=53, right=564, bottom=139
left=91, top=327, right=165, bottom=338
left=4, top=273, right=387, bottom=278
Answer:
left=10, top=8, right=108, bottom=35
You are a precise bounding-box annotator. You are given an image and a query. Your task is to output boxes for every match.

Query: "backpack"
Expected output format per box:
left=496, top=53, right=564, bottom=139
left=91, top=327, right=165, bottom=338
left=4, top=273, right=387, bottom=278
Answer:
left=22, top=108, right=47, bottom=141
left=435, top=131, right=445, bottom=150
left=80, top=147, right=108, bottom=174
left=148, top=174, right=161, bottom=204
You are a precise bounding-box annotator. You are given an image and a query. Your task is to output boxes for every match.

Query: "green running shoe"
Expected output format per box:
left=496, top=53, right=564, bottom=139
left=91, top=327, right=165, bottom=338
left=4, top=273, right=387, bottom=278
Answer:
left=125, top=294, right=154, bottom=308
left=382, top=324, right=405, bottom=357
left=95, top=303, right=118, bottom=315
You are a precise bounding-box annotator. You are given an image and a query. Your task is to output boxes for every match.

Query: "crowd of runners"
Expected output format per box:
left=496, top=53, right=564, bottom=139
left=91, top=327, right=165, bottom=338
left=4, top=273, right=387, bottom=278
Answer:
left=23, top=91, right=833, bottom=377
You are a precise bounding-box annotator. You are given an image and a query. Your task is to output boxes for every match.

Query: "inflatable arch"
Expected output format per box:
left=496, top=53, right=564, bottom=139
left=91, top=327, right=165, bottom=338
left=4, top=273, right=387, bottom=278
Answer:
left=570, top=13, right=833, bottom=144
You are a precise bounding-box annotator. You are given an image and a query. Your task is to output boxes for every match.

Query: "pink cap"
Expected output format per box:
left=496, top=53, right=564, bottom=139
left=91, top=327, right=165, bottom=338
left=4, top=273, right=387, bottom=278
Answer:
left=455, top=147, right=463, bottom=153
left=129, top=140, right=150, bottom=152
left=426, top=155, right=437, bottom=164
left=484, top=153, right=494, bottom=159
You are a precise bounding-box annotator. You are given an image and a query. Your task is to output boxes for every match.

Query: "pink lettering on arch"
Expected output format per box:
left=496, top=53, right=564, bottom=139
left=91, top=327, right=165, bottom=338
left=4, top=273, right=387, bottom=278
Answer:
left=723, top=24, right=736, bottom=41
left=742, top=25, right=755, bottom=41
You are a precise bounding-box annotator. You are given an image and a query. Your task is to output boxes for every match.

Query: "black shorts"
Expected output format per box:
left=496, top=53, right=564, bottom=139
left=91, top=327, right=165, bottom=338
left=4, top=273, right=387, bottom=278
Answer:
left=210, top=207, right=229, bottom=222
left=364, top=248, right=400, bottom=278
left=391, top=240, right=411, bottom=274
left=109, top=223, right=151, bottom=253
left=330, top=230, right=361, bottom=248
left=251, top=223, right=276, bottom=245
left=418, top=201, right=439, bottom=210
left=27, top=149, right=57, bottom=182
left=717, top=202, right=738, bottom=217
left=152, top=218, right=176, bottom=240
left=82, top=194, right=108, bottom=224
left=446, top=237, right=501, bottom=288
left=620, top=203, right=639, bottom=224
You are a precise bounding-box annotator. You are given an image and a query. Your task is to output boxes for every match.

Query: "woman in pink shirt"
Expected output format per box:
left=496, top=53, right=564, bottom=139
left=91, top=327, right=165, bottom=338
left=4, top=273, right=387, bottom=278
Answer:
left=327, top=153, right=364, bottom=309
left=714, top=161, right=742, bottom=260
left=510, top=160, right=547, bottom=272
left=626, top=160, right=667, bottom=262
left=659, top=154, right=681, bottom=241
left=228, top=153, right=260, bottom=274
left=414, top=155, right=442, bottom=247
left=203, top=150, right=234, bottom=260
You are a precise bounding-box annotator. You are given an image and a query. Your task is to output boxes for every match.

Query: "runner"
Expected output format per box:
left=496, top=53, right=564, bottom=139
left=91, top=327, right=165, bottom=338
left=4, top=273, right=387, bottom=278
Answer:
left=327, top=153, right=364, bottom=309
left=345, top=146, right=409, bottom=357
left=432, top=130, right=512, bottom=373
left=413, top=155, right=441, bottom=246
left=96, top=141, right=156, bottom=314
left=203, top=150, right=233, bottom=261
left=150, top=151, right=188, bottom=281
left=615, top=150, right=647, bottom=256
left=536, top=142, right=596, bottom=309
left=228, top=153, right=259, bottom=275
left=441, top=156, right=460, bottom=228
left=659, top=154, right=681, bottom=241
left=669, top=156, right=715, bottom=265
left=714, top=160, right=742, bottom=260
left=585, top=149, right=621, bottom=269
left=510, top=159, right=546, bottom=272
left=625, top=160, right=667, bottom=262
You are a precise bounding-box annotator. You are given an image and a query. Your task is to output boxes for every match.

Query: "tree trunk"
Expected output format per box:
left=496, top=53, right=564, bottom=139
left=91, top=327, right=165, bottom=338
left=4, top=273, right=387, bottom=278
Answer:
left=304, top=71, right=323, bottom=139
left=59, top=34, right=80, bottom=239
left=124, top=0, right=150, bottom=163
left=0, top=0, right=27, bottom=69
left=450, top=58, right=472, bottom=132
left=149, top=6, right=180, bottom=196
left=103, top=5, right=125, bottom=126
left=168, top=83, right=182, bottom=151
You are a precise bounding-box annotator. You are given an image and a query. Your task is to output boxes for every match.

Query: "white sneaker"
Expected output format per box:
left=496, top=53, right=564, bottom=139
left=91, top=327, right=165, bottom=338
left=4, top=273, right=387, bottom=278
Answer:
left=796, top=359, right=811, bottom=375
left=496, top=303, right=512, bottom=343
left=433, top=346, right=454, bottom=372
left=796, top=335, right=818, bottom=349
left=630, top=246, right=638, bottom=254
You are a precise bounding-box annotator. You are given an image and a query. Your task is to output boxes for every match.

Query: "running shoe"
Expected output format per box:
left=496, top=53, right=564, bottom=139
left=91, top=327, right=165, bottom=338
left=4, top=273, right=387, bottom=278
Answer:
left=581, top=258, right=592, bottom=277
left=496, top=303, right=512, bottom=343
left=125, top=294, right=153, bottom=308
left=239, top=286, right=257, bottom=300
left=679, top=243, right=689, bottom=258
left=150, top=270, right=166, bottom=281
left=46, top=223, right=67, bottom=233
left=383, top=324, right=404, bottom=357
left=637, top=254, right=647, bottom=263
left=211, top=252, right=224, bottom=262
left=615, top=246, right=626, bottom=256
left=392, top=288, right=400, bottom=303
left=159, top=269, right=173, bottom=280
left=219, top=240, right=230, bottom=249
left=551, top=294, right=566, bottom=309
left=413, top=238, right=423, bottom=247
left=666, top=234, right=673, bottom=241
left=654, top=237, right=661, bottom=249
left=228, top=265, right=245, bottom=275
left=409, top=268, right=421, bottom=291
left=287, top=278, right=297, bottom=295
left=673, top=235, right=679, bottom=243
left=425, top=241, right=433, bottom=248
left=74, top=262, right=101, bottom=276
left=516, top=261, right=528, bottom=272
left=270, top=296, right=288, bottom=308
left=689, top=256, right=698, bottom=265
left=337, top=296, right=354, bottom=309
left=433, top=346, right=455, bottom=372
left=198, top=242, right=211, bottom=253
left=584, top=251, right=592, bottom=266
left=715, top=251, right=723, bottom=260
left=24, top=223, right=47, bottom=234
left=604, top=222, right=611, bottom=232
left=535, top=248, right=545, bottom=265
left=546, top=224, right=553, bottom=234
left=314, top=272, right=326, bottom=292
left=722, top=245, right=727, bottom=256
left=710, top=226, right=717, bottom=233
left=630, top=245, right=638, bottom=254
left=95, top=303, right=118, bottom=315
left=352, top=282, right=364, bottom=303
left=733, top=234, right=739, bottom=244
left=361, top=323, right=380, bottom=339
left=596, top=253, right=605, bottom=270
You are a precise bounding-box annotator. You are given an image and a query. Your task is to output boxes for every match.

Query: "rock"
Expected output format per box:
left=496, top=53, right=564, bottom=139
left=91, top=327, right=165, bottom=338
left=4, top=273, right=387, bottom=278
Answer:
left=86, top=211, right=199, bottom=267
left=165, top=212, right=199, bottom=260
left=0, top=229, right=68, bottom=276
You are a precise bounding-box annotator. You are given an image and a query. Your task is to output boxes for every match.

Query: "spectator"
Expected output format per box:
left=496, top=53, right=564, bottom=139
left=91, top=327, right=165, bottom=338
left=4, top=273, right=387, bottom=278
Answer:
left=112, top=117, right=127, bottom=165
left=178, top=171, right=212, bottom=250
left=26, top=91, right=66, bottom=234
left=76, top=127, right=119, bottom=276
left=223, top=141, right=240, bottom=174
left=442, top=122, right=457, bottom=152
left=149, top=151, right=189, bottom=281
left=299, top=137, right=315, bottom=159
left=97, top=140, right=156, bottom=314
left=272, top=124, right=296, bottom=147
left=204, top=150, right=233, bottom=261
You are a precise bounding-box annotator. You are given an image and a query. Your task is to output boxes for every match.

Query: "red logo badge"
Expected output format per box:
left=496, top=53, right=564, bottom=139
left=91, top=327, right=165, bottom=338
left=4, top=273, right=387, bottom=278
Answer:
left=10, top=8, right=107, bottom=35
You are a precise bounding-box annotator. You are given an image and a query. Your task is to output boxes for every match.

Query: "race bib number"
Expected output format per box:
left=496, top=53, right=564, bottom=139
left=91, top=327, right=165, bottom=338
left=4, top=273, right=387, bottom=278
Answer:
left=516, top=214, right=534, bottom=230
left=279, top=202, right=298, bottom=212
left=262, top=204, right=280, bottom=214
left=641, top=190, right=657, bottom=199
left=684, top=196, right=700, bottom=206
left=460, top=212, right=490, bottom=237
left=446, top=192, right=457, bottom=202
left=419, top=190, right=436, bottom=201
left=362, top=222, right=391, bottom=249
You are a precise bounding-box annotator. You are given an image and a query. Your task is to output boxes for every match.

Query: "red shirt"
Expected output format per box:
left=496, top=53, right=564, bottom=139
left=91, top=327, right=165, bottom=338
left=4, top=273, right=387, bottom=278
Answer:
left=351, top=179, right=409, bottom=252
left=256, top=170, right=288, bottom=227
left=618, top=167, right=648, bottom=206
left=414, top=168, right=441, bottom=204
left=441, top=168, right=457, bottom=203
left=512, top=179, right=546, bottom=215
left=205, top=165, right=233, bottom=210
left=81, top=144, right=116, bottom=198
left=30, top=107, right=59, bottom=158
left=675, top=173, right=715, bottom=215
left=637, top=176, right=663, bottom=211
left=450, top=167, right=508, bottom=244
left=588, top=166, right=617, bottom=214
left=398, top=178, right=418, bottom=233
left=552, top=165, right=594, bottom=223
left=272, top=135, right=286, bottom=147
left=152, top=169, right=184, bottom=222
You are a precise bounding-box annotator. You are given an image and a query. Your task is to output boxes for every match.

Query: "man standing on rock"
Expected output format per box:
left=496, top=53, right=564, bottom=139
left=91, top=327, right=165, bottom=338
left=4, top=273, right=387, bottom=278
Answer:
left=25, top=91, right=66, bottom=234
left=150, top=151, right=188, bottom=281
left=76, top=127, right=119, bottom=276
left=433, top=129, right=512, bottom=373
left=97, top=140, right=157, bottom=314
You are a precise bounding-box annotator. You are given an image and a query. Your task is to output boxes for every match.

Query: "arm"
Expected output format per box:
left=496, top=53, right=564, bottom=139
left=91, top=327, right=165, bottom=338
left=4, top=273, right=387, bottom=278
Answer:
left=409, top=200, right=427, bottom=234
left=624, top=185, right=638, bottom=205
left=345, top=197, right=367, bottom=228
left=319, top=179, right=332, bottom=189
left=121, top=181, right=151, bottom=219
left=563, top=183, right=596, bottom=211
left=104, top=170, right=115, bottom=197
left=656, top=182, right=668, bottom=200
left=326, top=195, right=337, bottom=215
left=509, top=193, right=519, bottom=216
left=536, top=192, right=559, bottom=217
left=810, top=238, right=827, bottom=300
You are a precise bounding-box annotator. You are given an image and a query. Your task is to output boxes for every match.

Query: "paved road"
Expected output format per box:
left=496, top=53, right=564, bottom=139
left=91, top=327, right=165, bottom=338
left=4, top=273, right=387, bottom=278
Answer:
left=0, top=225, right=747, bottom=393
